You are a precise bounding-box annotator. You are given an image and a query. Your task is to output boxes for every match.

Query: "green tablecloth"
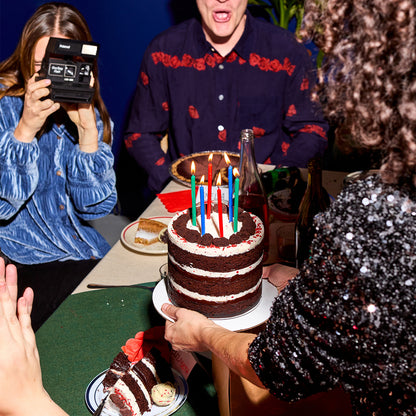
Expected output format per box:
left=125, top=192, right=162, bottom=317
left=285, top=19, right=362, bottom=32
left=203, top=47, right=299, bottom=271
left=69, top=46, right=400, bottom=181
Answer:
left=36, top=283, right=219, bottom=416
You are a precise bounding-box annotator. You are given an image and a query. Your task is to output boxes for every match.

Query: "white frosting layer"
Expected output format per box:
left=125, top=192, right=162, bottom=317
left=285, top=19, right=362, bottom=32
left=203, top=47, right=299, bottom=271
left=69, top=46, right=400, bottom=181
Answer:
left=168, top=209, right=264, bottom=257
left=168, top=253, right=263, bottom=278
left=170, top=278, right=261, bottom=302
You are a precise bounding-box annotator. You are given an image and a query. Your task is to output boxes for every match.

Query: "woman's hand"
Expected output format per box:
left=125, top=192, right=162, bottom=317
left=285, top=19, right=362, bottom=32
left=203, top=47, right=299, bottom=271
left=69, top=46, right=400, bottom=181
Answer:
left=61, top=102, right=99, bottom=153
left=162, top=303, right=216, bottom=352
left=0, top=259, right=68, bottom=415
left=14, top=74, right=60, bottom=142
left=262, top=263, right=299, bottom=291
left=61, top=73, right=98, bottom=153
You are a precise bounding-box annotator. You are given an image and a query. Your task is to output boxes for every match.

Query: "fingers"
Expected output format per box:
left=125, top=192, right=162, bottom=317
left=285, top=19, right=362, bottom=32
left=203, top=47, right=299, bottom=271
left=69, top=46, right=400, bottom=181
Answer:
left=17, top=291, right=37, bottom=349
left=162, top=303, right=179, bottom=320
left=5, top=264, right=18, bottom=306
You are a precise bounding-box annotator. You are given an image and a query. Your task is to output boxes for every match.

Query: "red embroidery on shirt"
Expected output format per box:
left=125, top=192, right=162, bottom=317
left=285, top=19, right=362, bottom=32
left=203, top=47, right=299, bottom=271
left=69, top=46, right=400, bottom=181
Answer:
left=155, top=157, right=165, bottom=166
left=170, top=55, right=181, bottom=68
left=252, top=127, right=265, bottom=138
left=286, top=105, right=296, bottom=117
left=238, top=57, right=246, bottom=65
left=140, top=71, right=149, bottom=86
left=205, top=54, right=216, bottom=68
left=218, top=129, right=227, bottom=142
left=193, top=58, right=206, bottom=71
left=300, top=78, right=309, bottom=91
left=282, top=141, right=290, bottom=156
left=162, top=101, right=169, bottom=111
left=237, top=141, right=241, bottom=151
left=181, top=54, right=193, bottom=67
left=299, top=124, right=327, bottom=139
left=125, top=133, right=141, bottom=149
left=249, top=53, right=295, bottom=75
left=226, top=51, right=238, bottom=63
left=263, top=157, right=272, bottom=164
left=188, top=106, right=199, bottom=119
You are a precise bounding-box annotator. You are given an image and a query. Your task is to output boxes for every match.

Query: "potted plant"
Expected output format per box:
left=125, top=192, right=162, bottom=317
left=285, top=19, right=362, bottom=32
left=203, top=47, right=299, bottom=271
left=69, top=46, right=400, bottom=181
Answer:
left=248, top=0, right=305, bottom=33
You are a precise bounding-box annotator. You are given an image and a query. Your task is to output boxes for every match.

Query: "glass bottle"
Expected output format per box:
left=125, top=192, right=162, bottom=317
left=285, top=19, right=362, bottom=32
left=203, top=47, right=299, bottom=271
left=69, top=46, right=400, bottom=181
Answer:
left=295, top=157, right=330, bottom=268
left=238, top=129, right=269, bottom=261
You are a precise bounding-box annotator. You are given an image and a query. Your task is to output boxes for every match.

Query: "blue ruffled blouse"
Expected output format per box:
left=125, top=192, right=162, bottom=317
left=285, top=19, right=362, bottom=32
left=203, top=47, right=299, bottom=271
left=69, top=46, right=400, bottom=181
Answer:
left=0, top=92, right=117, bottom=264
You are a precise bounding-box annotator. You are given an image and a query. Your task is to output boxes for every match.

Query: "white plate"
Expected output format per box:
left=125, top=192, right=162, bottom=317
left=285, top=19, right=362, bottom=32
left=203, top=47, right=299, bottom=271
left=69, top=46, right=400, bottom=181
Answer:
left=120, top=217, right=172, bottom=255
left=152, top=279, right=278, bottom=331
left=85, top=368, right=188, bottom=415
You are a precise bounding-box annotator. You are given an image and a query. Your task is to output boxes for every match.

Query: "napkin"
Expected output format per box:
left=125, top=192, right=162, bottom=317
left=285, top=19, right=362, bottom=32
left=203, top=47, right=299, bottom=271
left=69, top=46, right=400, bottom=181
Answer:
left=157, top=190, right=192, bottom=212
left=122, top=326, right=197, bottom=379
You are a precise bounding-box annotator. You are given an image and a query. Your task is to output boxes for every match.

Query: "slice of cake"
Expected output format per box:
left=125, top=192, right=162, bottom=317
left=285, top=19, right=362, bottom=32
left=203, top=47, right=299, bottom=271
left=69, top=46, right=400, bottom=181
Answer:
left=134, top=218, right=167, bottom=245
left=101, top=347, right=175, bottom=416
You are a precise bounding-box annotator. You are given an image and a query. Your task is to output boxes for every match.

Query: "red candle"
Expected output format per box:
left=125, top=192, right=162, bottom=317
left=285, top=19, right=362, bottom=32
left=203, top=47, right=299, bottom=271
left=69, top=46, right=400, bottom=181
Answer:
left=207, top=153, right=213, bottom=219
left=216, top=175, right=223, bottom=238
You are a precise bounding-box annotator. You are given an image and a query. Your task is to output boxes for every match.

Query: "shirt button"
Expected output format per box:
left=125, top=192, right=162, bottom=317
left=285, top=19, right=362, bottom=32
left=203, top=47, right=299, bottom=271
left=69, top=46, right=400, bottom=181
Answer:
left=72, top=235, right=77, bottom=240
left=56, top=170, right=62, bottom=176
left=219, top=64, right=224, bottom=70
left=57, top=136, right=62, bottom=140
left=59, top=204, right=65, bottom=210
left=218, top=125, right=224, bottom=132
left=218, top=94, right=224, bottom=101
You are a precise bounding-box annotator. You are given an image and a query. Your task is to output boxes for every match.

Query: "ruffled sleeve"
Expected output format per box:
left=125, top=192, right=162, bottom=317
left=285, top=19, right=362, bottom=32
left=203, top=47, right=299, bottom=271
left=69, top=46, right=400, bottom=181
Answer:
left=66, top=141, right=117, bottom=219
left=0, top=95, right=40, bottom=219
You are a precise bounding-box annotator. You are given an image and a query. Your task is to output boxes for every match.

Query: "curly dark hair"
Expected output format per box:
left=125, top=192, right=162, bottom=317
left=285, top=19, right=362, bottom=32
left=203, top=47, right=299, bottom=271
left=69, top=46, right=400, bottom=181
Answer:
left=301, top=0, right=416, bottom=185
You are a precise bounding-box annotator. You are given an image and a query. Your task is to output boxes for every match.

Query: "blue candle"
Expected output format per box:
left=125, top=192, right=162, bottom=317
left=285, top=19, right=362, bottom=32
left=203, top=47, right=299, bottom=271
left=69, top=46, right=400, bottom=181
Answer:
left=199, top=183, right=205, bottom=235
left=233, top=171, right=240, bottom=233
left=228, top=164, right=233, bottom=222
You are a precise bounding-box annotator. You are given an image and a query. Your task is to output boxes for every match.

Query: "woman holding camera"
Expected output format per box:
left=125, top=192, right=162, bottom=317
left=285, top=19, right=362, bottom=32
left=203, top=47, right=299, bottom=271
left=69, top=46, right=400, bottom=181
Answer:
left=0, top=2, right=117, bottom=331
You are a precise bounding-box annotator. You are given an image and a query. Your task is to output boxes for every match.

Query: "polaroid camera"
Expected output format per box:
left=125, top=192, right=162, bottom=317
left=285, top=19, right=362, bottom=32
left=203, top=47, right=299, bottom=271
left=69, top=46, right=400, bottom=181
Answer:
left=38, top=37, right=99, bottom=104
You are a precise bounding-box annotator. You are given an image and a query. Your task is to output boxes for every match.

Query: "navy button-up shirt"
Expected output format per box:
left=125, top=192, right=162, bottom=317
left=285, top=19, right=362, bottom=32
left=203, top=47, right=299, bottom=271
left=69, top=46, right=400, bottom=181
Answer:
left=125, top=12, right=328, bottom=193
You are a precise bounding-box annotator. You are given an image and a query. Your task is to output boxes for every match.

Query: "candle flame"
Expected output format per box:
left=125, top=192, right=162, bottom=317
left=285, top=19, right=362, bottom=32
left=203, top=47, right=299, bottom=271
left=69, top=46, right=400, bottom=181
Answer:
left=233, top=167, right=239, bottom=177
left=200, top=175, right=205, bottom=184
left=208, top=153, right=213, bottom=162
left=223, top=152, right=230, bottom=165
left=191, top=160, right=196, bottom=175
left=216, top=175, right=222, bottom=186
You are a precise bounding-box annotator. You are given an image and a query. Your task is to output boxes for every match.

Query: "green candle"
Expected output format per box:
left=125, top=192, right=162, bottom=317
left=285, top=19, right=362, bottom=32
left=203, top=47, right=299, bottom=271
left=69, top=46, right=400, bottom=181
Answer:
left=233, top=174, right=239, bottom=233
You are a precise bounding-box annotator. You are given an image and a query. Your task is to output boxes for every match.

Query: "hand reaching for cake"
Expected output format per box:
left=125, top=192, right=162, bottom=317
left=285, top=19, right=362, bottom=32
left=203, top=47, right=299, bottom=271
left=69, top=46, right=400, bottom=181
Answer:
left=0, top=258, right=68, bottom=416
left=262, top=263, right=299, bottom=291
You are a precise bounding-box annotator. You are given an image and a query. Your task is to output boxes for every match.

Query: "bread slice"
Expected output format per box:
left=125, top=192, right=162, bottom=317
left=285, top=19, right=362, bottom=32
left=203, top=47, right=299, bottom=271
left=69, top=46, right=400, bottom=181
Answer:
left=135, top=218, right=167, bottom=245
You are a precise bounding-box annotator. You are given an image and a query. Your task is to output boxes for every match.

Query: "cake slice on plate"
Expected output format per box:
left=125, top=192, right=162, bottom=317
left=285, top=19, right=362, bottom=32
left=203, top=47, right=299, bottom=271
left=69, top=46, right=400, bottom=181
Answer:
left=134, top=218, right=167, bottom=245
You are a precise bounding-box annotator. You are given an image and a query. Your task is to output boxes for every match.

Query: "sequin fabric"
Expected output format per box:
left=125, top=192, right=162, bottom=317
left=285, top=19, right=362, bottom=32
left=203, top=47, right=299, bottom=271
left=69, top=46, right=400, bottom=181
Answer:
left=248, top=174, right=416, bottom=415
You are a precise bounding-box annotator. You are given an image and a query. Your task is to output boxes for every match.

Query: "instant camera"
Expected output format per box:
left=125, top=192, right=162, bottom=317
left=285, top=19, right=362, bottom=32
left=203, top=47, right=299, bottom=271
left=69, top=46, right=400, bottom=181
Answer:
left=38, top=37, right=99, bottom=103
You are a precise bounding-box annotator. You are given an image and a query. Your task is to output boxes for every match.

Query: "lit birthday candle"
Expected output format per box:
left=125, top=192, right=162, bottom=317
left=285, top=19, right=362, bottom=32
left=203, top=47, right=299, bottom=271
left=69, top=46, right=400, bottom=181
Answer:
left=207, top=153, right=213, bottom=219
left=191, top=161, right=196, bottom=226
left=216, top=175, right=224, bottom=238
left=224, top=153, right=233, bottom=222
left=199, top=175, right=205, bottom=235
left=233, top=168, right=240, bottom=233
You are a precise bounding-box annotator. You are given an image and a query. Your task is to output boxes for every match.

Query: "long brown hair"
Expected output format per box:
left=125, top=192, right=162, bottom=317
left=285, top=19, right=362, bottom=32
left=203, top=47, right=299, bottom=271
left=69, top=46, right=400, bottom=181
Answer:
left=0, top=2, right=112, bottom=144
left=302, top=0, right=416, bottom=186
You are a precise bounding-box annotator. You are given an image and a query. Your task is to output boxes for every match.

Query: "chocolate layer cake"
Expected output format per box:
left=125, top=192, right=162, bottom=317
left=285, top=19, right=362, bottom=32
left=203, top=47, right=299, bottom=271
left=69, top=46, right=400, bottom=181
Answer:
left=167, top=205, right=264, bottom=318
left=101, top=348, right=174, bottom=416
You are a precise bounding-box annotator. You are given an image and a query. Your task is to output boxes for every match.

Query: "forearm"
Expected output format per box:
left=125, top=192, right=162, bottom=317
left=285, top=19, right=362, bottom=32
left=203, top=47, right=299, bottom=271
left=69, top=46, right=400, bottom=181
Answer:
left=200, top=326, right=264, bottom=388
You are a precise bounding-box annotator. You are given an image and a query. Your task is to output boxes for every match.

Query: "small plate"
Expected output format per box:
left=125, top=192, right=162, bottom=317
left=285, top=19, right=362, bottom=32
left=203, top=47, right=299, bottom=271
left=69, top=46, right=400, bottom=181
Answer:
left=152, top=279, right=278, bottom=331
left=120, top=217, right=172, bottom=255
left=85, top=368, right=188, bottom=415
left=169, top=151, right=240, bottom=187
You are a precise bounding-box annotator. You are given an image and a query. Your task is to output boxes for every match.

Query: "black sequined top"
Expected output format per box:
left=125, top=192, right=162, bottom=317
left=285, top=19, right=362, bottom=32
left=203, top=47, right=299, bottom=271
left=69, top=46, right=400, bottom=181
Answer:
left=248, top=175, right=416, bottom=415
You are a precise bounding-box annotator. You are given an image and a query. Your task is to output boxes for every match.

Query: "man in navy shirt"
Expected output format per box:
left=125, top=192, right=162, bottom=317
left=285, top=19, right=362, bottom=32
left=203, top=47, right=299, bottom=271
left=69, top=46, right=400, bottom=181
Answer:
left=125, top=0, right=328, bottom=193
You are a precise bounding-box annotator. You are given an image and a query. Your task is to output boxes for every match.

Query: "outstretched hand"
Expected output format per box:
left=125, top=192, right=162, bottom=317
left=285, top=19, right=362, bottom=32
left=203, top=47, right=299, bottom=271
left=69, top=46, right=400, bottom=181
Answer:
left=0, top=258, right=68, bottom=416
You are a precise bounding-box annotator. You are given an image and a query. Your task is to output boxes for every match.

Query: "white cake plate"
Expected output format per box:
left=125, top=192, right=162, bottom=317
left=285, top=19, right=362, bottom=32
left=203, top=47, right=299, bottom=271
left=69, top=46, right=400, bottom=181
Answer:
left=152, top=279, right=278, bottom=331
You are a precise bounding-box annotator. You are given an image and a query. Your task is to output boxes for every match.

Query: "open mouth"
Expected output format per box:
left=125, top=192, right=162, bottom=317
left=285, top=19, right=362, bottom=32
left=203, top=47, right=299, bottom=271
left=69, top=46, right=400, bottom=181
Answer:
left=213, top=11, right=231, bottom=23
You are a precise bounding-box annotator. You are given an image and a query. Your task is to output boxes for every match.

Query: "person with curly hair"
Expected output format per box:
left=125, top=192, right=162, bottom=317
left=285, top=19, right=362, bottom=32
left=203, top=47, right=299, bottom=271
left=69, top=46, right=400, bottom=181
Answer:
left=0, top=2, right=117, bottom=331
left=162, top=1, right=416, bottom=414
